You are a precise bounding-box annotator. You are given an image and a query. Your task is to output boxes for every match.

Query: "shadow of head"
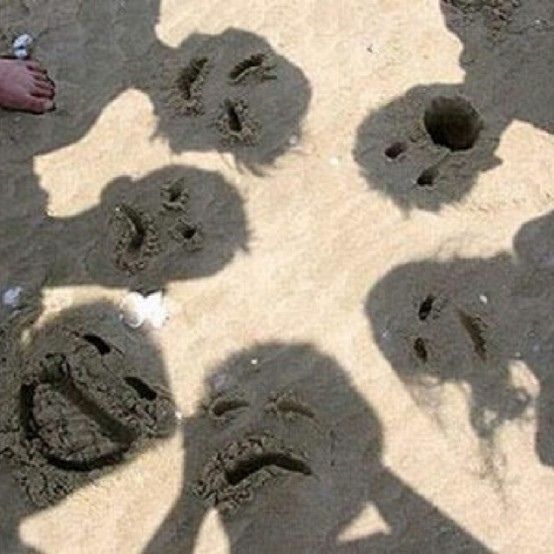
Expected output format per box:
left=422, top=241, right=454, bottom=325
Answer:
left=353, top=83, right=501, bottom=212
left=366, top=211, right=554, bottom=466
left=147, top=342, right=493, bottom=553
left=178, top=343, right=382, bottom=545
left=1, top=3, right=311, bottom=174
left=439, top=1, right=554, bottom=135
left=76, top=165, right=249, bottom=292
left=186, top=342, right=382, bottom=508
left=141, top=28, right=312, bottom=173
left=0, top=300, right=176, bottom=548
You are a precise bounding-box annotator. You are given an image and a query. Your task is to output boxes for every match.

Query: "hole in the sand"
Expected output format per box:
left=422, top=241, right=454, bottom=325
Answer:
left=384, top=142, right=407, bottom=160
left=177, top=57, right=208, bottom=100
left=82, top=334, right=111, bottom=355
left=211, top=397, right=249, bottom=417
left=414, top=338, right=428, bottom=362
left=418, top=295, right=435, bottom=321
left=423, top=96, right=482, bottom=151
left=458, top=310, right=487, bottom=359
left=225, top=100, right=242, bottom=133
left=417, top=167, right=439, bottom=187
left=117, top=205, right=146, bottom=252
left=168, top=181, right=184, bottom=203
left=20, top=384, right=38, bottom=440
left=225, top=452, right=312, bottom=486
left=180, top=223, right=198, bottom=240
left=125, top=377, right=158, bottom=401
left=275, top=398, right=315, bottom=419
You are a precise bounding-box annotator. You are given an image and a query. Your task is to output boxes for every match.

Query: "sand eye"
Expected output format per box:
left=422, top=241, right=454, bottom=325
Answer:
left=210, top=397, right=249, bottom=419
left=268, top=394, right=315, bottom=420
left=82, top=334, right=111, bottom=355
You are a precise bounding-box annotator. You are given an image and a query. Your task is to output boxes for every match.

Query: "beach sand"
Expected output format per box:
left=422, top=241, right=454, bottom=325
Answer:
left=1, top=1, right=553, bottom=552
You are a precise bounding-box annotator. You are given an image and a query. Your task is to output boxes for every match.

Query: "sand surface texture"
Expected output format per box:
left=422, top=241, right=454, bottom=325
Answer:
left=1, top=0, right=554, bottom=552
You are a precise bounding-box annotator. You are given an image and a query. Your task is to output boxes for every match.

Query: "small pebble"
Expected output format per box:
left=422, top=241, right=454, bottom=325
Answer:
left=251, top=358, right=258, bottom=366
left=479, top=294, right=488, bottom=304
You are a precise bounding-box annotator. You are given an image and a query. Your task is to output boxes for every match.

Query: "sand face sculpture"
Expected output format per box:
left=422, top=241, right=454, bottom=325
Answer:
left=1, top=165, right=249, bottom=295
left=0, top=302, right=176, bottom=508
left=75, top=165, right=248, bottom=292
left=366, top=210, right=554, bottom=470
left=0, top=301, right=176, bottom=551
left=353, top=0, right=554, bottom=211
left=144, top=27, right=311, bottom=170
left=145, top=343, right=491, bottom=553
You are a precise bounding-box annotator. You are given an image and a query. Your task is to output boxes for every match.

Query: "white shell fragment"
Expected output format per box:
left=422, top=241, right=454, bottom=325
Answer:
left=2, top=286, right=23, bottom=309
left=119, top=291, right=168, bottom=329
left=12, top=33, right=34, bottom=59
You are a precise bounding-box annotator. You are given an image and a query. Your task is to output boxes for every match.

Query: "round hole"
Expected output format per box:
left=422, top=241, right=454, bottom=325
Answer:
left=423, top=96, right=483, bottom=151
left=416, top=167, right=439, bottom=187
left=384, top=141, right=407, bottom=160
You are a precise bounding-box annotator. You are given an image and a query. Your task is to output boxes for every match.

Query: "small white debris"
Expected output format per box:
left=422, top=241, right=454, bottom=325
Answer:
left=175, top=410, right=183, bottom=421
left=329, top=157, right=340, bottom=167
left=2, top=286, right=23, bottom=309
left=119, top=291, right=168, bottom=329
left=288, top=134, right=299, bottom=146
left=13, top=48, right=28, bottom=60
left=251, top=358, right=258, bottom=366
left=12, top=34, right=34, bottom=59
left=479, top=294, right=488, bottom=304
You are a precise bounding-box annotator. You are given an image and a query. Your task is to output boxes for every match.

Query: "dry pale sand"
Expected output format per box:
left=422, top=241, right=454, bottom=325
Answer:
left=1, top=0, right=554, bottom=552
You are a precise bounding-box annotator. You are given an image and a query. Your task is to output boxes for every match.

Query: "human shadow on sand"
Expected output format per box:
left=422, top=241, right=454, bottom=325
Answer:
left=0, top=0, right=311, bottom=171
left=0, top=0, right=309, bottom=292
left=145, top=342, right=491, bottom=553
left=366, top=210, right=554, bottom=469
left=353, top=0, right=554, bottom=211
left=0, top=300, right=177, bottom=553
left=3, top=165, right=249, bottom=294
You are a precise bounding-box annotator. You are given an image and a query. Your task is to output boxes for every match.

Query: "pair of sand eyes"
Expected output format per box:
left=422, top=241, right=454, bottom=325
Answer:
left=210, top=396, right=315, bottom=420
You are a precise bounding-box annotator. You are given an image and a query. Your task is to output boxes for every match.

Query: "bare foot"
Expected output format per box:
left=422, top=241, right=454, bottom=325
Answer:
left=0, top=59, right=55, bottom=114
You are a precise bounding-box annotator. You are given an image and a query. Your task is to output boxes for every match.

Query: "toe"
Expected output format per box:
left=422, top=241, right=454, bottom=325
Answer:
left=23, top=95, right=54, bottom=114
left=32, top=83, right=55, bottom=99
left=25, top=60, right=46, bottom=73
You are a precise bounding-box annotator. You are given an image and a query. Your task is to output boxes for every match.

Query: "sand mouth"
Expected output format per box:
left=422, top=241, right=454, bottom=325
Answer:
left=194, top=434, right=312, bottom=513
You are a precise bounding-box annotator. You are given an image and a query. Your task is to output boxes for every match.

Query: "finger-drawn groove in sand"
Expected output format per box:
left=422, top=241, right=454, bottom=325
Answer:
left=216, top=99, right=261, bottom=145
left=353, top=0, right=554, bottom=211
left=228, top=53, right=276, bottom=85
left=167, top=57, right=212, bottom=116
left=145, top=343, right=492, bottom=553
left=366, top=210, right=554, bottom=471
left=0, top=302, right=176, bottom=509
left=194, top=433, right=313, bottom=514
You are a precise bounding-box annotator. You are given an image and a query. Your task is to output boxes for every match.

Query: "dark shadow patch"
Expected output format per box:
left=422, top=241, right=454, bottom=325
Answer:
left=145, top=342, right=492, bottom=553
left=366, top=210, right=554, bottom=470
left=0, top=301, right=176, bottom=510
